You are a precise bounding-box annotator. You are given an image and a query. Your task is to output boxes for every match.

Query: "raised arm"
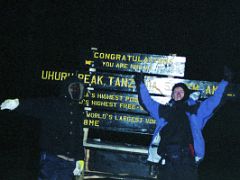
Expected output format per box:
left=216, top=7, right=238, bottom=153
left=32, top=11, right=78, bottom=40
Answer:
left=137, top=82, right=161, bottom=119
left=1, top=97, right=50, bottom=119
left=134, top=73, right=166, bottom=123
left=196, top=80, right=228, bottom=128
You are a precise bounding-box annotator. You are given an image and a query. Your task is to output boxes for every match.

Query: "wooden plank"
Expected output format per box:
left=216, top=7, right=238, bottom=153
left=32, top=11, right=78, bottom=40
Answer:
left=86, top=50, right=186, bottom=77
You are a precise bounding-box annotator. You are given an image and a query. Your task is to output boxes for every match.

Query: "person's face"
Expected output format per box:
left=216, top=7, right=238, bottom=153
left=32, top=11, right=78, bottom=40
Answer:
left=68, top=82, right=84, bottom=101
left=172, top=87, right=185, bottom=101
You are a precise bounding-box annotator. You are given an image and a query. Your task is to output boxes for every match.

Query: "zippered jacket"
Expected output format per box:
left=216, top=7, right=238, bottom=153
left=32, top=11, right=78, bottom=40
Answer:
left=137, top=80, right=228, bottom=162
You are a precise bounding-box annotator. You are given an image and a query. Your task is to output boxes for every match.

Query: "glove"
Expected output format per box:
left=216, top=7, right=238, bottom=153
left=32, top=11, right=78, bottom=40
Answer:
left=0, top=99, right=19, bottom=110
left=134, top=71, right=144, bottom=85
left=195, top=156, right=202, bottom=166
left=224, top=66, right=233, bottom=82
left=73, top=160, right=84, bottom=176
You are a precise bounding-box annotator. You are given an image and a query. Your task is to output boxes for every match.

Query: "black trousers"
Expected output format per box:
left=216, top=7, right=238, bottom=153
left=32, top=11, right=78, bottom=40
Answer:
left=38, top=152, right=75, bottom=180
left=157, top=154, right=198, bottom=180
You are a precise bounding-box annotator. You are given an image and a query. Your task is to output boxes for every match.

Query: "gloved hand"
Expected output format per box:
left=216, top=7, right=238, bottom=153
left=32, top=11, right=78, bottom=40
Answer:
left=224, top=66, right=233, bottom=82
left=195, top=156, right=202, bottom=166
left=73, top=160, right=84, bottom=176
left=134, top=71, right=144, bottom=85
left=0, top=99, right=19, bottom=110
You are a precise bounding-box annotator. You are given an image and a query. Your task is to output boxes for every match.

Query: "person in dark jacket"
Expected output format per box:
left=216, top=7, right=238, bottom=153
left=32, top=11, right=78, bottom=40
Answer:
left=1, top=76, right=85, bottom=180
left=135, top=71, right=230, bottom=180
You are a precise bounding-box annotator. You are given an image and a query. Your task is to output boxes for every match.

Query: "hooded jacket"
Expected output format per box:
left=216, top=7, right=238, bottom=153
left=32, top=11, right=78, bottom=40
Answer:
left=16, top=76, right=85, bottom=160
left=138, top=80, right=228, bottom=162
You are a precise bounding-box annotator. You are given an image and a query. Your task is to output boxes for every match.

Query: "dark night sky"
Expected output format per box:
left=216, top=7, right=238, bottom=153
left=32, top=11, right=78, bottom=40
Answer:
left=1, top=0, right=240, bottom=92
left=0, top=1, right=240, bottom=179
